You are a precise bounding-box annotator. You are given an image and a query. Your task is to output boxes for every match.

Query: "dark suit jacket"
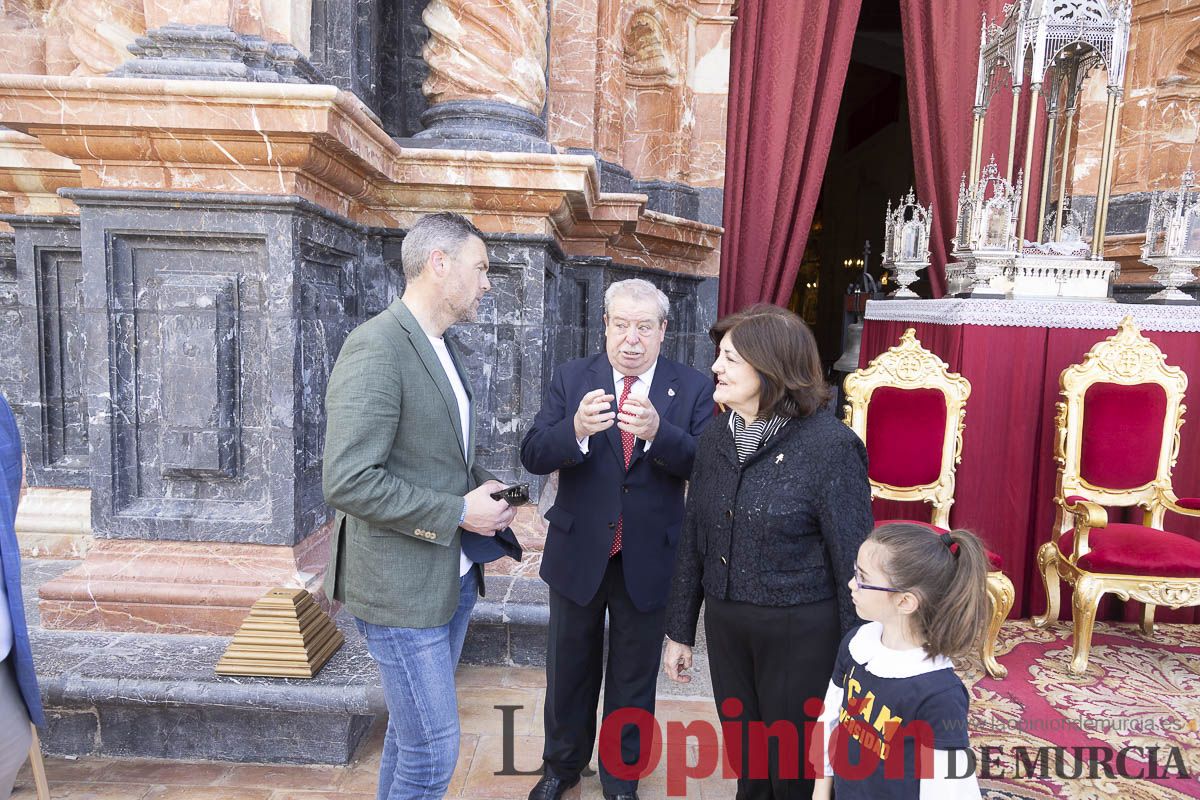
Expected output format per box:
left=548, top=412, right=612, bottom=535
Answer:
left=521, top=353, right=714, bottom=611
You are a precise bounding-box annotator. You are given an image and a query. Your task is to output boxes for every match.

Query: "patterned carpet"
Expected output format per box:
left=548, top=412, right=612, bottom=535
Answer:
left=957, top=620, right=1200, bottom=799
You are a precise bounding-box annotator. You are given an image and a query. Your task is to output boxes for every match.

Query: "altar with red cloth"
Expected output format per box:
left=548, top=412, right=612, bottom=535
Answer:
left=859, top=299, right=1200, bottom=624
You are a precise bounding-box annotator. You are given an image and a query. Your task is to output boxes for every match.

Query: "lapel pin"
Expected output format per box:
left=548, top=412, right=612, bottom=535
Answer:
left=775, top=453, right=784, bottom=464
left=667, top=388, right=675, bottom=397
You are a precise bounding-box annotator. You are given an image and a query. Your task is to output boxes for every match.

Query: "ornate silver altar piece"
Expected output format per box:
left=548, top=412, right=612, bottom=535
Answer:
left=948, top=158, right=1020, bottom=296
left=948, top=0, right=1131, bottom=300
left=1140, top=166, right=1200, bottom=305
left=881, top=189, right=933, bottom=298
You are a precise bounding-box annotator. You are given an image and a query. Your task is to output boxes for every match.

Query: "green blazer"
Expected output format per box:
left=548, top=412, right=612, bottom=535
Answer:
left=322, top=298, right=495, bottom=628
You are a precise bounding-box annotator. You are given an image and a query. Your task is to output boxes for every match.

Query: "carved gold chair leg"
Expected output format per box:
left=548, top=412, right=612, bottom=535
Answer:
left=1069, top=576, right=1105, bottom=674
left=982, top=570, right=1014, bottom=679
left=1140, top=603, right=1156, bottom=636
left=29, top=724, right=50, bottom=800
left=1032, top=541, right=1060, bottom=628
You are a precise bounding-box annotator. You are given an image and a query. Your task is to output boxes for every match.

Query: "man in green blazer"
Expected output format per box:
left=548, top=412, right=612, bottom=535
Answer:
left=322, top=212, right=519, bottom=800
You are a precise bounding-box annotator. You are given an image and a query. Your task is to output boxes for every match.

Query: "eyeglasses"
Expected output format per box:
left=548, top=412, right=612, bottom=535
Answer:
left=854, top=563, right=903, bottom=593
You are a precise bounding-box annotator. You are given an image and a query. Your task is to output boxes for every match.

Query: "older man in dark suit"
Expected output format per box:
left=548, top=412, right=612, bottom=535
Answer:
left=521, top=279, right=714, bottom=800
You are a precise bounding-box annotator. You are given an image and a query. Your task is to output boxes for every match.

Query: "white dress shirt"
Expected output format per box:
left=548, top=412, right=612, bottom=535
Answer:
left=578, top=362, right=658, bottom=454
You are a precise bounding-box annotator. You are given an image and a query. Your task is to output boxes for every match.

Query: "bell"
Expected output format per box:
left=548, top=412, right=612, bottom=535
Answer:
left=833, top=322, right=863, bottom=373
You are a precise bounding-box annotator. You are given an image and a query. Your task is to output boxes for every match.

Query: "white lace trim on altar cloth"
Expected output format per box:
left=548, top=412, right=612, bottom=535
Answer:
left=864, top=299, right=1200, bottom=332
left=1021, top=239, right=1090, bottom=258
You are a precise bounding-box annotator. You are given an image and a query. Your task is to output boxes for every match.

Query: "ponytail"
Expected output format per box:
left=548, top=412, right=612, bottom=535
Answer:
left=869, top=523, right=991, bottom=660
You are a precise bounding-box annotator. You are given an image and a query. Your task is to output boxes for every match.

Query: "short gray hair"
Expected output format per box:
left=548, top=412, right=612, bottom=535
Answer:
left=604, top=278, right=670, bottom=322
left=400, top=212, right=484, bottom=281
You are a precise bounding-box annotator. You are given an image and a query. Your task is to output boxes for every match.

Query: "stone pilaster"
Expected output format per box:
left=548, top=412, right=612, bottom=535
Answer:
left=37, top=191, right=365, bottom=634
left=0, top=216, right=87, bottom=489
left=0, top=127, right=91, bottom=556
left=415, top=0, right=552, bottom=152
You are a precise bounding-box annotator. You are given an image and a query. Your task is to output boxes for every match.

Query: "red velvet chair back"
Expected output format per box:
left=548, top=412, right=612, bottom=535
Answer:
left=1079, top=383, right=1168, bottom=491
left=865, top=387, right=948, bottom=488
left=1054, top=317, right=1189, bottom=536
left=843, top=329, right=970, bottom=528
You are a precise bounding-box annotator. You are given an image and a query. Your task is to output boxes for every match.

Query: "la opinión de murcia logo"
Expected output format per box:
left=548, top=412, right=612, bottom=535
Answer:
left=492, top=704, right=1194, bottom=796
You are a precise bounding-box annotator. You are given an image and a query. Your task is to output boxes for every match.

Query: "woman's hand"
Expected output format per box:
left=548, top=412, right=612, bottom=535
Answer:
left=662, top=637, right=693, bottom=683
left=812, top=777, right=832, bottom=800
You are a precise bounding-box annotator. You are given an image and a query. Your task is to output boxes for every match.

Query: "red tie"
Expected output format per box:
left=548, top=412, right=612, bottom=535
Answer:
left=611, top=374, right=638, bottom=557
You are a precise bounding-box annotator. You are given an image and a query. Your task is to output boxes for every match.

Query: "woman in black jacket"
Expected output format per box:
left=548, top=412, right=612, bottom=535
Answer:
left=662, top=304, right=873, bottom=800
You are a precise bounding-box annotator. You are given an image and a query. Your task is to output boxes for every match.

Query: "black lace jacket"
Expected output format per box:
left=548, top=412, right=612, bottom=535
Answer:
left=664, top=408, right=874, bottom=645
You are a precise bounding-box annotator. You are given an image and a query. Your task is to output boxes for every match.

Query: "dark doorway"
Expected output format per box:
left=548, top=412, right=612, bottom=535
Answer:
left=789, top=0, right=917, bottom=371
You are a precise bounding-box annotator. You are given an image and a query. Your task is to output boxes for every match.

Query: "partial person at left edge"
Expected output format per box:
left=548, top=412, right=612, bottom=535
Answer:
left=322, top=212, right=523, bottom=800
left=0, top=392, right=45, bottom=800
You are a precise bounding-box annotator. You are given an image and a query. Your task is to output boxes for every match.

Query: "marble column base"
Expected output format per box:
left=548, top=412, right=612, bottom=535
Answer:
left=412, top=100, right=554, bottom=153
left=38, top=523, right=333, bottom=635
left=16, top=487, right=92, bottom=559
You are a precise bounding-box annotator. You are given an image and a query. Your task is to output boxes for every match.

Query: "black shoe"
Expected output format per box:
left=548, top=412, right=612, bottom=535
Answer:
left=528, top=774, right=580, bottom=800
left=603, top=792, right=639, bottom=800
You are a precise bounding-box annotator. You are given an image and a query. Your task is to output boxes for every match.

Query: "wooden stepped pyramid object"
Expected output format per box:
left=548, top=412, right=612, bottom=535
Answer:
left=216, top=587, right=344, bottom=678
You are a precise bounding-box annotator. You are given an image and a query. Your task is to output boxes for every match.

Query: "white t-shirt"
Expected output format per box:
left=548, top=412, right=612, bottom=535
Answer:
left=0, top=561, right=12, bottom=662
left=426, top=334, right=475, bottom=577
left=578, top=362, right=657, bottom=454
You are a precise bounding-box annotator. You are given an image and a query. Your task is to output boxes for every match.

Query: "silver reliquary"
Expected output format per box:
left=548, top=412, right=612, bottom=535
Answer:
left=1141, top=166, right=1200, bottom=305
left=881, top=189, right=933, bottom=298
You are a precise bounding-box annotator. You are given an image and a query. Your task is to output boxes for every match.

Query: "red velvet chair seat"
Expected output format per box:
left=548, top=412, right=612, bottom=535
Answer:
left=1058, top=523, right=1200, bottom=578
left=877, top=518, right=1004, bottom=570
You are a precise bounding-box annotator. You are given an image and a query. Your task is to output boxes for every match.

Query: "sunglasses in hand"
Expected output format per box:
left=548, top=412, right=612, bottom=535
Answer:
left=489, top=483, right=530, bottom=507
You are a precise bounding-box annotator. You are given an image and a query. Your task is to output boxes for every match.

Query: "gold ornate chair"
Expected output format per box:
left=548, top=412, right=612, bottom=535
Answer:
left=1033, top=317, right=1200, bottom=673
left=843, top=328, right=1015, bottom=679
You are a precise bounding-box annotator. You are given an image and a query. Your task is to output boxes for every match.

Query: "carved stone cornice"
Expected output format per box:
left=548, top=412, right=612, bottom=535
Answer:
left=0, top=75, right=719, bottom=276
left=0, top=76, right=393, bottom=223
left=0, top=128, right=80, bottom=217
left=421, top=0, right=548, bottom=115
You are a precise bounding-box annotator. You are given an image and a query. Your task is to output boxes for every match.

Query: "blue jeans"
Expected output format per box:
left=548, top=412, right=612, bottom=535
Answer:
left=355, top=568, right=478, bottom=800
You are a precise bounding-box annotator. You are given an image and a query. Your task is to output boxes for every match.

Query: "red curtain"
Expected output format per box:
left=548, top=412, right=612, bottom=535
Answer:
left=718, top=0, right=863, bottom=316
left=900, top=0, right=1008, bottom=297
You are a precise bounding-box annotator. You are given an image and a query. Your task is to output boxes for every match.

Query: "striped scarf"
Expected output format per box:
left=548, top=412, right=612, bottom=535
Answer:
left=731, top=412, right=788, bottom=463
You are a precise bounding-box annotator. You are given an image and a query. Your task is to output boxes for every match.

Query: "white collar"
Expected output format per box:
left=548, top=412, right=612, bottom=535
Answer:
left=848, top=622, right=955, bottom=679
left=613, top=361, right=656, bottom=392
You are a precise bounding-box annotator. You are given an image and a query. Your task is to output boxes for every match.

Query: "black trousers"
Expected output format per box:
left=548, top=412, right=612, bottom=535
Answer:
left=542, top=554, right=666, bottom=793
left=704, top=595, right=840, bottom=800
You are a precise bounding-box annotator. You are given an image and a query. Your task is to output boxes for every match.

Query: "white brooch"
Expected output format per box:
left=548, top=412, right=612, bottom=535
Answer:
left=667, top=388, right=676, bottom=397
left=775, top=454, right=784, bottom=464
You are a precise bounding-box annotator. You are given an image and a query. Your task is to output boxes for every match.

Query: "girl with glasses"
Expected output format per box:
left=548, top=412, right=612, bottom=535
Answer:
left=813, top=522, right=990, bottom=800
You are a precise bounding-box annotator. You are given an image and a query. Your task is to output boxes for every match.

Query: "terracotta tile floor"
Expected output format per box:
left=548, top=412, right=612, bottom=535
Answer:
left=11, top=666, right=727, bottom=800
